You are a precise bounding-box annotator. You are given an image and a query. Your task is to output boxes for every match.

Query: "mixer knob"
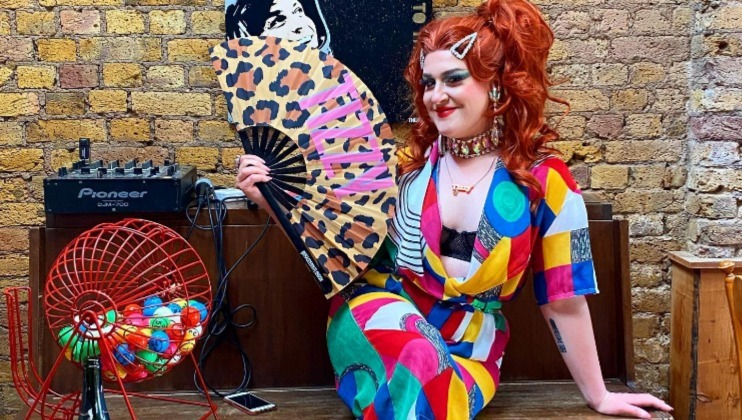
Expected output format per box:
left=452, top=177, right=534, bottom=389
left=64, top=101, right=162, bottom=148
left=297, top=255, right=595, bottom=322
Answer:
left=96, top=167, right=107, bottom=178
left=115, top=167, right=125, bottom=176
left=133, top=167, right=143, bottom=175
left=78, top=138, right=90, bottom=161
left=57, top=167, right=68, bottom=177
left=80, top=167, right=91, bottom=175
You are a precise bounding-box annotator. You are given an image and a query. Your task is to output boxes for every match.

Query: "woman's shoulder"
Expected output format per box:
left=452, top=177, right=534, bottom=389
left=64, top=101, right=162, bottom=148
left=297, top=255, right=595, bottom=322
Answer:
left=395, top=145, right=430, bottom=181
left=398, top=166, right=425, bottom=191
left=528, top=154, right=580, bottom=192
left=396, top=146, right=431, bottom=187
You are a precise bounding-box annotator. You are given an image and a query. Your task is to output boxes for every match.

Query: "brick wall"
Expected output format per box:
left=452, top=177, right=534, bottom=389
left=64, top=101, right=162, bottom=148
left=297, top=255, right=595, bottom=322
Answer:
left=535, top=0, right=690, bottom=396
left=0, top=0, right=235, bottom=415
left=0, top=0, right=739, bottom=416
left=688, top=1, right=742, bottom=256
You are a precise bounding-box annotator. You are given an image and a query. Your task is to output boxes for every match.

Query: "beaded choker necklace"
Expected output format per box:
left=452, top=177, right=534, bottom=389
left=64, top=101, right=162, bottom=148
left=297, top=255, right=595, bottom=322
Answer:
left=444, top=126, right=499, bottom=159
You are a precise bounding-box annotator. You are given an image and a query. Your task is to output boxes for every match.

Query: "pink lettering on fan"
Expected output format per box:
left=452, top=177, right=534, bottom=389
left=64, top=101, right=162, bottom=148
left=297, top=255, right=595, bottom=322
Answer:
left=298, top=72, right=394, bottom=198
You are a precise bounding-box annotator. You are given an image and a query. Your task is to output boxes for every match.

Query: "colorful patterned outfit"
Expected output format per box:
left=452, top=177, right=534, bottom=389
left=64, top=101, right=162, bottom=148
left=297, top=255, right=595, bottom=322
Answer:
left=327, top=145, right=599, bottom=419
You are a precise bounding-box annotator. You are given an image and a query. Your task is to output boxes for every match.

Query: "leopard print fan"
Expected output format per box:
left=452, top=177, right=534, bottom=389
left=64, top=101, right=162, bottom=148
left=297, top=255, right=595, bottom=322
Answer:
left=211, top=36, right=398, bottom=299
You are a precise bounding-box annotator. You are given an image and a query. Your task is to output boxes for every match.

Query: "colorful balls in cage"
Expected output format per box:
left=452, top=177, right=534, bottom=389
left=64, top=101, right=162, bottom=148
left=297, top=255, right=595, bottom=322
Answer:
left=179, top=338, right=196, bottom=353
left=163, top=342, right=179, bottom=358
left=188, top=300, right=208, bottom=323
left=105, top=309, right=118, bottom=324
left=168, top=353, right=182, bottom=365
left=84, top=320, right=113, bottom=339
left=171, top=298, right=188, bottom=309
left=113, top=324, right=137, bottom=344
left=125, top=313, right=150, bottom=328
left=150, top=307, right=174, bottom=329
left=125, top=327, right=151, bottom=350
left=181, top=306, right=201, bottom=328
left=128, top=368, right=149, bottom=381
left=114, top=343, right=136, bottom=366
left=101, top=355, right=128, bottom=381
left=57, top=325, right=78, bottom=347
left=60, top=329, right=81, bottom=361
left=148, top=331, right=170, bottom=353
left=87, top=296, right=211, bottom=382
left=185, top=326, right=202, bottom=340
left=102, top=364, right=128, bottom=382
left=123, top=304, right=142, bottom=317
left=167, top=323, right=186, bottom=339
left=167, top=302, right=183, bottom=314
left=70, top=340, right=100, bottom=363
left=137, top=350, right=165, bottom=373
left=154, top=306, right=174, bottom=317
left=142, top=296, right=163, bottom=317
left=149, top=317, right=170, bottom=330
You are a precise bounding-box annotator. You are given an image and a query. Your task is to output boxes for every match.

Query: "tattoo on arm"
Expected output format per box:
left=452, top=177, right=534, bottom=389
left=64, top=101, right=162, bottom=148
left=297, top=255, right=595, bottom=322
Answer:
left=549, top=318, right=567, bottom=353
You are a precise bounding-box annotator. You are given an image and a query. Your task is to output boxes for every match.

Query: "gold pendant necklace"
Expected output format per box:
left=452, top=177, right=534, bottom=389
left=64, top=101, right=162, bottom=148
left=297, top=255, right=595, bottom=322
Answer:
left=444, top=155, right=497, bottom=196
left=451, top=184, right=473, bottom=196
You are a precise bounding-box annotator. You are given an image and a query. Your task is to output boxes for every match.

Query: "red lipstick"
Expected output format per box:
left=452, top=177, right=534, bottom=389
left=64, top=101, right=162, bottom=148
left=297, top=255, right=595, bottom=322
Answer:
left=435, top=107, right=455, bottom=118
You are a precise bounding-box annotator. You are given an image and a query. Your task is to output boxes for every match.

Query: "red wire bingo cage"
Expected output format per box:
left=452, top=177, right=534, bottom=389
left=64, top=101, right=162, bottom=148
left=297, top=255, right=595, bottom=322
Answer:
left=4, top=219, right=218, bottom=419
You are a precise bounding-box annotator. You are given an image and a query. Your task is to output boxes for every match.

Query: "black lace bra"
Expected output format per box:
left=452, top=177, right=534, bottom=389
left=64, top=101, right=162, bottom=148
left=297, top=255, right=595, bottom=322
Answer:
left=440, top=225, right=476, bottom=262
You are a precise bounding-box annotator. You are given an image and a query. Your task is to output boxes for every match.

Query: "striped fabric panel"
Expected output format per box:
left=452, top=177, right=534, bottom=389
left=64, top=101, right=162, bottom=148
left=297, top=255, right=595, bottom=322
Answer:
left=388, top=166, right=431, bottom=275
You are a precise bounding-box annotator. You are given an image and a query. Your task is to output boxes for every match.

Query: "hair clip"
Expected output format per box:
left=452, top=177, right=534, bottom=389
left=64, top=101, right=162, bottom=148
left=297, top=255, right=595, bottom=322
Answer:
left=450, top=32, right=478, bottom=60
left=419, top=49, right=426, bottom=69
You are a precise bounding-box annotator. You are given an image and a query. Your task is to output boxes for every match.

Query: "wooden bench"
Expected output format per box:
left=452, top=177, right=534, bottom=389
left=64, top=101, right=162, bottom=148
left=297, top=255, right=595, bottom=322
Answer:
left=28, top=201, right=670, bottom=418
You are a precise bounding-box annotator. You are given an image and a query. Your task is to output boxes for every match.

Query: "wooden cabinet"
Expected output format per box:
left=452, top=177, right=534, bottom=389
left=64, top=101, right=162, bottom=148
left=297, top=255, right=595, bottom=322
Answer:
left=669, top=251, right=742, bottom=420
left=30, top=202, right=633, bottom=393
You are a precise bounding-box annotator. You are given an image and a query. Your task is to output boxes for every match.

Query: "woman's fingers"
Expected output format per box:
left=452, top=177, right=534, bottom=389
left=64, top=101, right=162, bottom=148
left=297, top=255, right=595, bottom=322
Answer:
left=236, top=154, right=264, bottom=166
left=239, top=161, right=271, bottom=174
left=622, top=393, right=673, bottom=411
left=619, top=404, right=651, bottom=419
left=603, top=400, right=650, bottom=419
left=596, top=392, right=672, bottom=419
left=236, top=155, right=270, bottom=172
left=233, top=154, right=272, bottom=211
left=235, top=173, right=272, bottom=188
left=237, top=165, right=270, bottom=183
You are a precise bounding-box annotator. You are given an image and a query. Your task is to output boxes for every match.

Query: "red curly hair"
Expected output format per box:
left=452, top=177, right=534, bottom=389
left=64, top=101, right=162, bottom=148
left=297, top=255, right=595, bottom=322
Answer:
left=401, top=0, right=568, bottom=199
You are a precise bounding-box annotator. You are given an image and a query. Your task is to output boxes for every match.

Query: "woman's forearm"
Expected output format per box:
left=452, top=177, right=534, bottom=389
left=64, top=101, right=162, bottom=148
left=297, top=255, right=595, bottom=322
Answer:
left=539, top=296, right=607, bottom=407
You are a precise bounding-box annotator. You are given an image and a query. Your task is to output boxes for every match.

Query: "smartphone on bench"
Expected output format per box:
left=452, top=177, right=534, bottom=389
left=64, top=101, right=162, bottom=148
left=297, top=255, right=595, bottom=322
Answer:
left=224, top=392, right=277, bottom=415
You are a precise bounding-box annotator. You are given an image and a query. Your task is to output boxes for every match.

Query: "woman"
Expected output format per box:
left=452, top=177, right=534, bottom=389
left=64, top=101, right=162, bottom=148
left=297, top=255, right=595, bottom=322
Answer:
left=236, top=0, right=673, bottom=418
left=225, top=0, right=332, bottom=53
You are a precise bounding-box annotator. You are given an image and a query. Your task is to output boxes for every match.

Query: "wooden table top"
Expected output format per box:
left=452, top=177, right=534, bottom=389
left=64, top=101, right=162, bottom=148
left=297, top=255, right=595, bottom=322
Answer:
left=74, top=379, right=673, bottom=419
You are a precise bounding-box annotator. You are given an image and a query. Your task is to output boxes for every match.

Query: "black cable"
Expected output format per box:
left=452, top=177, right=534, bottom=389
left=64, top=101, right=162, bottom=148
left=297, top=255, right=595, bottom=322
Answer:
left=184, top=200, right=227, bottom=234
left=186, top=191, right=272, bottom=397
left=184, top=200, right=202, bottom=241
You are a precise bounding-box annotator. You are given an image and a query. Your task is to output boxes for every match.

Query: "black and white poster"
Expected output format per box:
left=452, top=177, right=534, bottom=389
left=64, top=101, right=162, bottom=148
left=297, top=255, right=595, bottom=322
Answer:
left=224, top=0, right=433, bottom=123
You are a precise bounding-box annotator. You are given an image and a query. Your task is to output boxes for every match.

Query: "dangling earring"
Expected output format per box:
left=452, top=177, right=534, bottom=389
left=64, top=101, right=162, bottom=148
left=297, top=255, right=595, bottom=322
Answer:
left=490, top=85, right=502, bottom=148
left=437, top=133, right=445, bottom=157
left=489, top=85, right=500, bottom=103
